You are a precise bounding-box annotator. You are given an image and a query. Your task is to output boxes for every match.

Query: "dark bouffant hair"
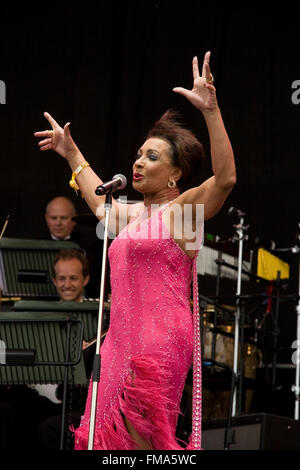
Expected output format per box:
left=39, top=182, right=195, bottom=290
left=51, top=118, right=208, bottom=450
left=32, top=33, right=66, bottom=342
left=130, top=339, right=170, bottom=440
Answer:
left=52, top=248, right=89, bottom=278
left=146, top=110, right=205, bottom=190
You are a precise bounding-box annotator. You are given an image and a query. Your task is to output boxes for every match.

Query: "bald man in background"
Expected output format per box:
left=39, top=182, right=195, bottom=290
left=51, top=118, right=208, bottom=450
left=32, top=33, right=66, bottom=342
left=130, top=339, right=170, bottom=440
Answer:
left=45, top=196, right=76, bottom=241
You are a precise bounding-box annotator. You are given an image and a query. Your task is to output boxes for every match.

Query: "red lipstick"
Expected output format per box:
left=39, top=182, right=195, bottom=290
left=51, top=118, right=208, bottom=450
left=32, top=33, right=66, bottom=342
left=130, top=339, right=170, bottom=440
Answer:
left=133, top=173, right=144, bottom=181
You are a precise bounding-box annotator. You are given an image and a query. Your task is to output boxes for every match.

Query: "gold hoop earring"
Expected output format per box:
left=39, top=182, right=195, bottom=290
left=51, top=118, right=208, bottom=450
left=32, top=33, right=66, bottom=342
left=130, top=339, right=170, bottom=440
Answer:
left=168, top=180, right=176, bottom=189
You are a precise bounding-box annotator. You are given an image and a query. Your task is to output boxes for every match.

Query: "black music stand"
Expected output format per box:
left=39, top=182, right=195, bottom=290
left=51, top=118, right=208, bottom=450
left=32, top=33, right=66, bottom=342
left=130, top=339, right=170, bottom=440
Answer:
left=0, top=311, right=86, bottom=449
left=0, top=237, right=80, bottom=300
left=12, top=299, right=110, bottom=342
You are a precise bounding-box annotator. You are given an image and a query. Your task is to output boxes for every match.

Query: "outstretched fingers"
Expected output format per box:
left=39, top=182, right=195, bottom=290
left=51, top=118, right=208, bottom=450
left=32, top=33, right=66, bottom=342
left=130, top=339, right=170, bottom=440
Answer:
left=34, top=112, right=60, bottom=151
left=201, top=51, right=211, bottom=78
left=192, top=56, right=200, bottom=81
left=172, top=86, right=194, bottom=101
left=34, top=128, right=54, bottom=151
left=63, top=122, right=71, bottom=136
left=204, top=60, right=212, bottom=81
left=36, top=136, right=53, bottom=151
left=34, top=130, right=52, bottom=138
left=44, top=111, right=59, bottom=129
left=39, top=142, right=53, bottom=152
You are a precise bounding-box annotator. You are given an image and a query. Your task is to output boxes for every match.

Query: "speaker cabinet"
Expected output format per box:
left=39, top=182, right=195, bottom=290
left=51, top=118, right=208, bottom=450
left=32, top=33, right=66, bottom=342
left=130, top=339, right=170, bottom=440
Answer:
left=202, top=413, right=300, bottom=450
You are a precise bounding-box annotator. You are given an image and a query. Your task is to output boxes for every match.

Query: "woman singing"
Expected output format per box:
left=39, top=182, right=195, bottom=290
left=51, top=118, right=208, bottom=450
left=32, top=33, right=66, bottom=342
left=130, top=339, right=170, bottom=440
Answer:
left=34, top=51, right=236, bottom=450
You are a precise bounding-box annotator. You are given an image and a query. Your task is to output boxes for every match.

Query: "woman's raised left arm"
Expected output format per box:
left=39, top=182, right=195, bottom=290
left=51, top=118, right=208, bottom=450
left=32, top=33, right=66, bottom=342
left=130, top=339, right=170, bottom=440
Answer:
left=173, top=51, right=236, bottom=220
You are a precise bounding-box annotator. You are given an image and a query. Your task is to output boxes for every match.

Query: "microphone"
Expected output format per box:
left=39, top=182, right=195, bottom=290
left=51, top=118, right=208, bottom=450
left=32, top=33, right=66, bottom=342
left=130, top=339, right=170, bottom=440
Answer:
left=95, top=174, right=127, bottom=196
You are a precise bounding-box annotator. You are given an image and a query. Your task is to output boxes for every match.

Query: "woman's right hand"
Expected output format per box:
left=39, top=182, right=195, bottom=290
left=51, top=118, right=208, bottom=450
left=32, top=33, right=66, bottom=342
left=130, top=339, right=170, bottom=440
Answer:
left=34, top=112, right=79, bottom=161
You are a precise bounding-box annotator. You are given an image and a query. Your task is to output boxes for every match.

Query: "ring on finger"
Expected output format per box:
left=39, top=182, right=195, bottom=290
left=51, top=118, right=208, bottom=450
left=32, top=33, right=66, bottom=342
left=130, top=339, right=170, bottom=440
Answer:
left=48, top=130, right=54, bottom=138
left=206, top=73, right=214, bottom=84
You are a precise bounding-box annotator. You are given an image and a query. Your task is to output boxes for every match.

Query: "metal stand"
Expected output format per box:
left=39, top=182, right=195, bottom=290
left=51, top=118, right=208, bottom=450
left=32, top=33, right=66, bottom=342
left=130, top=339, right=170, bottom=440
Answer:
left=274, top=224, right=300, bottom=420
left=292, top=228, right=300, bottom=419
left=88, top=194, right=113, bottom=450
left=229, top=208, right=249, bottom=417
left=271, top=271, right=282, bottom=399
left=295, top=259, right=300, bottom=419
left=288, top=248, right=300, bottom=419
left=0, top=313, right=84, bottom=450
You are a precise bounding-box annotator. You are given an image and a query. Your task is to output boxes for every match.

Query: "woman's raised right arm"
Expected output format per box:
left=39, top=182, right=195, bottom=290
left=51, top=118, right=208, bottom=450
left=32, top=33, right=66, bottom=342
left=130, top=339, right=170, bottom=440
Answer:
left=34, top=112, right=130, bottom=231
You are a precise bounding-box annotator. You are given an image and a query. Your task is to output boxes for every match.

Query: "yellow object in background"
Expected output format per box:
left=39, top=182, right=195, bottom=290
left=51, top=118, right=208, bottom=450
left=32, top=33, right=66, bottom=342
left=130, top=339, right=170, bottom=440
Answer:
left=257, top=248, right=289, bottom=280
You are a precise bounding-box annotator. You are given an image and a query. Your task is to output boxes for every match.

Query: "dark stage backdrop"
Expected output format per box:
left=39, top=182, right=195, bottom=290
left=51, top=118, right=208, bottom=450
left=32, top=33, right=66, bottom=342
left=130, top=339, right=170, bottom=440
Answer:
left=0, top=4, right=299, bottom=366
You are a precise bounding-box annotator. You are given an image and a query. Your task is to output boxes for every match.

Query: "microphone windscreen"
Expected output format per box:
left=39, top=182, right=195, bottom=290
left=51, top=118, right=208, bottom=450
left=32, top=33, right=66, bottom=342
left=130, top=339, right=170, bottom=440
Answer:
left=113, top=174, right=127, bottom=190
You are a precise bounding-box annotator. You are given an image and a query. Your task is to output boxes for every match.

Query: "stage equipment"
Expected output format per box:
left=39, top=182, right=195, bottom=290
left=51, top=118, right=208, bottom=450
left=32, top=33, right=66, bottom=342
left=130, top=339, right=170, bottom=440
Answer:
left=196, top=226, right=261, bottom=449
left=255, top=251, right=290, bottom=403
left=196, top=232, right=252, bottom=281
left=225, top=208, right=249, bottom=417
left=202, top=413, right=300, bottom=450
left=257, top=247, right=290, bottom=281
left=206, top=229, right=286, bottom=421
left=0, top=310, right=85, bottom=449
left=274, top=223, right=300, bottom=420
left=12, top=299, right=110, bottom=343
left=199, top=292, right=237, bottom=449
left=197, top=220, right=299, bottom=447
left=0, top=238, right=80, bottom=300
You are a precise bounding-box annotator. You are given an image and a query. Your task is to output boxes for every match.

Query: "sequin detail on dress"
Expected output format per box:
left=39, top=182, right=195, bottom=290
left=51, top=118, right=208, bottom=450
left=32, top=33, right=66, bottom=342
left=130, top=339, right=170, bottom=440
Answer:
left=74, top=204, right=203, bottom=450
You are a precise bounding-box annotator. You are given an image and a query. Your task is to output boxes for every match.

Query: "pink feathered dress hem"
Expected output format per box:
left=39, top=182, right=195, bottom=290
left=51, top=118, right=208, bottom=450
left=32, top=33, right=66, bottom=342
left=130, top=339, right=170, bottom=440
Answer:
left=74, top=355, right=189, bottom=450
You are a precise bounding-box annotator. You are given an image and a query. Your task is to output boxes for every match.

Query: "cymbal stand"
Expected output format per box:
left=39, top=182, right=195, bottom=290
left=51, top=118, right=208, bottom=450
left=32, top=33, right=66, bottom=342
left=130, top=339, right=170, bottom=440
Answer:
left=229, top=208, right=249, bottom=417
left=295, top=251, right=300, bottom=420
left=291, top=225, right=300, bottom=420
left=271, top=272, right=282, bottom=400
left=275, top=226, right=300, bottom=419
left=237, top=297, right=247, bottom=415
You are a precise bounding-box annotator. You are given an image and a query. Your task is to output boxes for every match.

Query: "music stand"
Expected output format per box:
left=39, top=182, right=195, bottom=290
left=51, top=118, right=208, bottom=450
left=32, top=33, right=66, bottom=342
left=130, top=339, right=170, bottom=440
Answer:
left=0, top=311, right=86, bottom=449
left=0, top=237, right=80, bottom=299
left=12, top=299, right=110, bottom=342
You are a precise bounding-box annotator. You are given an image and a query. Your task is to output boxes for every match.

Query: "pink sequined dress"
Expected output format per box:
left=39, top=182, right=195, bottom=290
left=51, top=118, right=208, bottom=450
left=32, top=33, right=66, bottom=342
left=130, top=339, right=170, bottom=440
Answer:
left=74, top=204, right=203, bottom=450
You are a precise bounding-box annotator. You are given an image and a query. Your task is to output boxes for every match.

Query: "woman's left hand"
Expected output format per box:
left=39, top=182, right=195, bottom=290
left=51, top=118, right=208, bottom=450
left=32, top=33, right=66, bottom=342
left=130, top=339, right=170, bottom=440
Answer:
left=173, top=51, right=218, bottom=113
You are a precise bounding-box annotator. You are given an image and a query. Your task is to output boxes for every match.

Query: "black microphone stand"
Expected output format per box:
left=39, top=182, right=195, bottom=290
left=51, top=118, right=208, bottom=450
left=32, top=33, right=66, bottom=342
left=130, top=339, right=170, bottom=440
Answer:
left=87, top=193, right=113, bottom=450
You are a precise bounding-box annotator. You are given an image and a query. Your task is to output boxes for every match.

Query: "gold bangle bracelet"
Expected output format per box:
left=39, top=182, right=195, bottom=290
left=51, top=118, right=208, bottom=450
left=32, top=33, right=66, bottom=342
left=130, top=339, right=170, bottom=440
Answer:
left=69, top=161, right=90, bottom=195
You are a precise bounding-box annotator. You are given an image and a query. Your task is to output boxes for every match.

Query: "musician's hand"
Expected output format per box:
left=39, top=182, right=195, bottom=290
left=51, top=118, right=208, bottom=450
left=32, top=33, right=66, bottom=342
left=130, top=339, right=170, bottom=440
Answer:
left=173, top=51, right=218, bottom=113
left=34, top=112, right=79, bottom=161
